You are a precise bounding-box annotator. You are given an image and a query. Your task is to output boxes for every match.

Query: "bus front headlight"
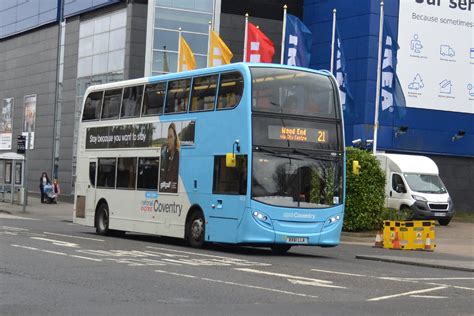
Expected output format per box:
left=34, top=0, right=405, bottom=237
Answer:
left=252, top=210, right=272, bottom=228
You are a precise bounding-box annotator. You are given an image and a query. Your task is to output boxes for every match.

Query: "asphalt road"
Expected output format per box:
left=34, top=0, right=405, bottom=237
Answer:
left=1, top=214, right=473, bottom=316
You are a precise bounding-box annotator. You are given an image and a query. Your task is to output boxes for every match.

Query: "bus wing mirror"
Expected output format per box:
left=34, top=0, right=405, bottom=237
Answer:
left=226, top=153, right=236, bottom=168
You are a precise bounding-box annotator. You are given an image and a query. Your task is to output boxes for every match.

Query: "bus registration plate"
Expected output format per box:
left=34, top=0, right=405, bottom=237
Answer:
left=287, top=237, right=308, bottom=244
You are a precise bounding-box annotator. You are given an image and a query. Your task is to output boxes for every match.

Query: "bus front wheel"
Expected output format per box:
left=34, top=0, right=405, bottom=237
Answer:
left=187, top=212, right=205, bottom=248
left=96, top=203, right=110, bottom=236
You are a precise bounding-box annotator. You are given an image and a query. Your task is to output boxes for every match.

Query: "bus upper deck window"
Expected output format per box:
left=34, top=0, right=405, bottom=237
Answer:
left=143, top=82, right=166, bottom=116
left=190, top=75, right=218, bottom=112
left=82, top=91, right=103, bottom=121
left=165, top=79, right=191, bottom=114
left=217, top=72, right=243, bottom=109
left=102, top=89, right=123, bottom=119
left=121, top=85, right=143, bottom=118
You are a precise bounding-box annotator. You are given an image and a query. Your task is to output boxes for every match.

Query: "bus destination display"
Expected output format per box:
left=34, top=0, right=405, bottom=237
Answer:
left=268, top=125, right=328, bottom=143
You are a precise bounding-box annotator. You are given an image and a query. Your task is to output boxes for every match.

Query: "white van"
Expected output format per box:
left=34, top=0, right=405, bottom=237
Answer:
left=375, top=153, right=454, bottom=226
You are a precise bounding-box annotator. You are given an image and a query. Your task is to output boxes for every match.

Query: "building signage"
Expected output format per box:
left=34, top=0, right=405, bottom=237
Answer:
left=397, top=0, right=473, bottom=113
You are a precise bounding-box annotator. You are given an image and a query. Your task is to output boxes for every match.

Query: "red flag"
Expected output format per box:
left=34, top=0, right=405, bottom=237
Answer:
left=245, top=22, right=275, bottom=63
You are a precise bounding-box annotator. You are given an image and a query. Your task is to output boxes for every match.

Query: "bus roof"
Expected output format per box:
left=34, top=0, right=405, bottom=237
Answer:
left=83, top=63, right=332, bottom=96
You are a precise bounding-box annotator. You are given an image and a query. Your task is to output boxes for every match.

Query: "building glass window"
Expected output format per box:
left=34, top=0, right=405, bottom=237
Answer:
left=77, top=9, right=126, bottom=78
left=150, top=1, right=215, bottom=74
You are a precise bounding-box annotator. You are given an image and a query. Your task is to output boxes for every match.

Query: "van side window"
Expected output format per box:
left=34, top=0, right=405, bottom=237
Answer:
left=392, top=174, right=405, bottom=192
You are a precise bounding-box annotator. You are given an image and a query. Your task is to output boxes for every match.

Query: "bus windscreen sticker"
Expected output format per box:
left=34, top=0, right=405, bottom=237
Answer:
left=85, top=120, right=195, bottom=149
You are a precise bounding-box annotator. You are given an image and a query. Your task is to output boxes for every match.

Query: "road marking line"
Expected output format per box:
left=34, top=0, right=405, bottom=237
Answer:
left=311, top=269, right=367, bottom=277
left=410, top=295, right=447, bottom=299
left=155, top=270, right=198, bottom=279
left=69, top=255, right=103, bottom=262
left=236, top=268, right=332, bottom=284
left=0, top=231, right=18, bottom=235
left=155, top=269, right=318, bottom=298
left=427, top=283, right=474, bottom=291
left=367, top=286, right=447, bottom=301
left=42, top=250, right=68, bottom=256
left=146, top=246, right=270, bottom=263
left=11, top=244, right=39, bottom=250
left=0, top=214, right=39, bottom=220
left=452, top=286, right=474, bottom=291
left=43, top=232, right=104, bottom=242
left=236, top=268, right=345, bottom=288
left=393, top=277, right=474, bottom=281
left=31, top=237, right=79, bottom=248
left=11, top=244, right=103, bottom=262
left=2, top=226, right=29, bottom=231
left=287, top=278, right=346, bottom=289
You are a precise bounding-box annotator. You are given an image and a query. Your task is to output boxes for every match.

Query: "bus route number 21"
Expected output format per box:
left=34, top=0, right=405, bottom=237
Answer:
left=317, top=130, right=327, bottom=143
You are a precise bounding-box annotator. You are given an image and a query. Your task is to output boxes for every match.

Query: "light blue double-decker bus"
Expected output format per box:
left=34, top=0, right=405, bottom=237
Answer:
left=73, top=63, right=345, bottom=253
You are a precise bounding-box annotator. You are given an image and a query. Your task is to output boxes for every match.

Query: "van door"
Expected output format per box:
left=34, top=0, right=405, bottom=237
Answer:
left=85, top=159, right=98, bottom=215
left=388, top=173, right=407, bottom=209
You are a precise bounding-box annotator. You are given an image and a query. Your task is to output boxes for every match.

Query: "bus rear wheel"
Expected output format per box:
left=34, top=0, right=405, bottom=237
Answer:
left=271, top=244, right=292, bottom=254
left=96, top=203, right=110, bottom=236
left=187, top=212, right=205, bottom=248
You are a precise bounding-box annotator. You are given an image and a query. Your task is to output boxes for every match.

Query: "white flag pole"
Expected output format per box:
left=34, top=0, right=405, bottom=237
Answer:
left=373, top=1, right=384, bottom=155
left=177, top=27, right=182, bottom=72
left=330, top=8, right=337, bottom=74
left=243, top=13, right=249, bottom=62
left=207, top=21, right=212, bottom=67
left=280, top=5, right=288, bottom=64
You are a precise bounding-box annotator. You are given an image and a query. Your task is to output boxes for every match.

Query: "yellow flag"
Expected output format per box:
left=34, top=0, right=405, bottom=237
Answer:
left=208, top=30, right=233, bottom=67
left=178, top=34, right=196, bottom=72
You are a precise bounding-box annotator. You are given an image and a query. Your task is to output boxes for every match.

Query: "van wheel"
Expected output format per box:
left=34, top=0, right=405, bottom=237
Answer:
left=438, top=219, right=451, bottom=226
left=187, top=211, right=205, bottom=248
left=96, top=203, right=110, bottom=236
left=271, top=245, right=292, bottom=254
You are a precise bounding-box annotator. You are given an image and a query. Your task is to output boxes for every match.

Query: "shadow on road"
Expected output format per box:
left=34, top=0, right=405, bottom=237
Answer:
left=82, top=231, right=334, bottom=259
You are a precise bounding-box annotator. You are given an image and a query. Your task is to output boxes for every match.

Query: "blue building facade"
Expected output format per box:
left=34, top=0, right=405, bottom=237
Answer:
left=304, top=0, right=473, bottom=157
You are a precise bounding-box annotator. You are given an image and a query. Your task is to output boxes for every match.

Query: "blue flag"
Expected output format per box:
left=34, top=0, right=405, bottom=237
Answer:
left=380, top=22, right=406, bottom=118
left=283, top=14, right=312, bottom=67
left=333, top=26, right=354, bottom=114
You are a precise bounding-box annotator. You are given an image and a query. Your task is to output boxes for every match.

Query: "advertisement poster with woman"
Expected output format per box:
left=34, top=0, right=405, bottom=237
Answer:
left=159, top=122, right=181, bottom=193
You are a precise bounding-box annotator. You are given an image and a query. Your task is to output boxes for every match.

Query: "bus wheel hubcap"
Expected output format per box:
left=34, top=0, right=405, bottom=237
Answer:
left=191, top=219, right=203, bottom=240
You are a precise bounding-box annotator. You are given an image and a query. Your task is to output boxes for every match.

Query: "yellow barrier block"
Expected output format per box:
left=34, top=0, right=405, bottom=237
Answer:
left=382, top=220, right=436, bottom=251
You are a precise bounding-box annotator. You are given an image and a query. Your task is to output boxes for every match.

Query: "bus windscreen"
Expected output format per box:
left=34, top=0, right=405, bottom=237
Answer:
left=250, top=67, right=337, bottom=118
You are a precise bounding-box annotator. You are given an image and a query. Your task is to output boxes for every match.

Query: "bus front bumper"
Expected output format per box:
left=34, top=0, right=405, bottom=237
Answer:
left=236, top=207, right=343, bottom=247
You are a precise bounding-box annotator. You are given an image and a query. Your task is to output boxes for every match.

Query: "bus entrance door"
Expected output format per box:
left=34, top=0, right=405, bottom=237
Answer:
left=207, top=195, right=245, bottom=243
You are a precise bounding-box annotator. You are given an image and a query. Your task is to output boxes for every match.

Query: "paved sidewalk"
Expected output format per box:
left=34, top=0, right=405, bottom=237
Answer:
left=1, top=197, right=473, bottom=271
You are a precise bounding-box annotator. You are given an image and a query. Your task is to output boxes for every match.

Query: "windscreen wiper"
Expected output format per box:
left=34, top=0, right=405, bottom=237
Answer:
left=292, top=149, right=309, bottom=156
